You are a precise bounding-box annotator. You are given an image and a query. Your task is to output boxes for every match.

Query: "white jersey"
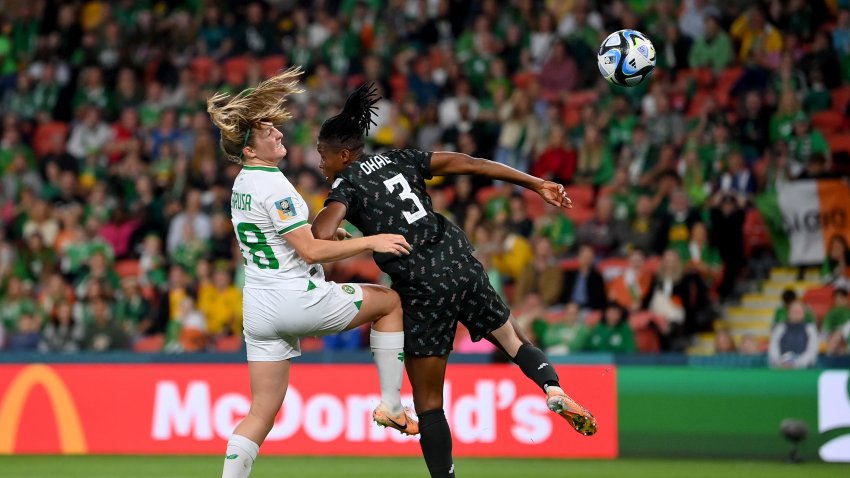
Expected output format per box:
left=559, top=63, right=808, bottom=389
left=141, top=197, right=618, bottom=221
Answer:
left=230, top=165, right=324, bottom=289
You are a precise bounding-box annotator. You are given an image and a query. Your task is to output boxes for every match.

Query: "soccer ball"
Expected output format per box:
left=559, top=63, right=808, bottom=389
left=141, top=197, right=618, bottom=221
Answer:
left=597, top=29, right=656, bottom=87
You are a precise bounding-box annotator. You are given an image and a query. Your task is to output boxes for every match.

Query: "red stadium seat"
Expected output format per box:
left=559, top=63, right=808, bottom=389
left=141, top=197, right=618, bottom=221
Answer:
left=559, top=257, right=579, bottom=271
left=831, top=86, right=850, bottom=112
left=115, top=259, right=140, bottom=278
left=133, top=334, right=165, bottom=353
left=260, top=55, right=287, bottom=78
left=811, top=110, right=845, bottom=134
left=564, top=89, right=598, bottom=108
left=191, top=56, right=215, bottom=84
left=475, top=185, right=500, bottom=204
left=223, top=56, right=250, bottom=86
left=826, top=132, right=850, bottom=154
left=214, top=335, right=243, bottom=352
left=562, top=106, right=582, bottom=129
left=32, top=121, right=69, bottom=158
left=716, top=66, right=744, bottom=93
left=521, top=188, right=545, bottom=221
left=803, top=286, right=834, bottom=322
left=567, top=205, right=595, bottom=225
left=564, top=185, right=594, bottom=208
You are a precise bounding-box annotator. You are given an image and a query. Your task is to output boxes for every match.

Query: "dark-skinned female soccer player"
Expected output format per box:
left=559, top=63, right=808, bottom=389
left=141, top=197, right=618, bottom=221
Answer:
left=312, top=85, right=597, bottom=478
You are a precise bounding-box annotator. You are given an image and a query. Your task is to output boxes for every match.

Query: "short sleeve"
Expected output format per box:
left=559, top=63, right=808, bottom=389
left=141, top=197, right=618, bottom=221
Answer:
left=396, top=149, right=433, bottom=180
left=264, top=192, right=310, bottom=235
left=325, top=177, right=359, bottom=213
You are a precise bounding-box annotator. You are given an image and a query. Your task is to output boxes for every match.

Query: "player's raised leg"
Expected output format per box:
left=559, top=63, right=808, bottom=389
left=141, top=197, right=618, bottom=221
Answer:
left=223, top=360, right=290, bottom=478
left=407, top=355, right=455, bottom=478
left=487, top=320, right=597, bottom=436
left=344, top=284, right=417, bottom=434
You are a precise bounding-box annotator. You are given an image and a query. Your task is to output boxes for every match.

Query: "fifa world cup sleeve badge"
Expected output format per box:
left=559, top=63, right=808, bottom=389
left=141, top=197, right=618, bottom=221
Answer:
left=275, top=197, right=297, bottom=220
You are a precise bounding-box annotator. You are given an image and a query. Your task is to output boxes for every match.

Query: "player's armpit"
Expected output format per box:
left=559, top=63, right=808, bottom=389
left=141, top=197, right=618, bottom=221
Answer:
left=312, top=201, right=348, bottom=240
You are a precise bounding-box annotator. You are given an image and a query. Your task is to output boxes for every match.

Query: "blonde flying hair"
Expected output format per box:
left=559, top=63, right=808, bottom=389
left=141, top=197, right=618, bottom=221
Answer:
left=206, top=67, right=303, bottom=164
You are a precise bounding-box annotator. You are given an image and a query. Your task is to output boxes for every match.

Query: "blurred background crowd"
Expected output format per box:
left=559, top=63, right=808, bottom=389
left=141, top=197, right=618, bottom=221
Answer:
left=1, top=0, right=849, bottom=366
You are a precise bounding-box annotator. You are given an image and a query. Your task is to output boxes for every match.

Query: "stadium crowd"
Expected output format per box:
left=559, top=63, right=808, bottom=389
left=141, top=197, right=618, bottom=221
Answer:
left=1, top=0, right=849, bottom=362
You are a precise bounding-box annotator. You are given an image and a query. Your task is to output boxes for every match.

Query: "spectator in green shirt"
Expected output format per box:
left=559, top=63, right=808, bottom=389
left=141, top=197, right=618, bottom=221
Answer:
left=824, top=288, right=850, bottom=336
left=688, top=15, right=734, bottom=72
left=787, top=113, right=830, bottom=165
left=773, top=290, right=815, bottom=326
left=586, top=303, right=637, bottom=354
left=540, top=302, right=590, bottom=355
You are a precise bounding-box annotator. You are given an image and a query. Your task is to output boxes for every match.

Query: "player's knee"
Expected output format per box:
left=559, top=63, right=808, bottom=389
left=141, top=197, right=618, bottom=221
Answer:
left=413, top=394, right=444, bottom=413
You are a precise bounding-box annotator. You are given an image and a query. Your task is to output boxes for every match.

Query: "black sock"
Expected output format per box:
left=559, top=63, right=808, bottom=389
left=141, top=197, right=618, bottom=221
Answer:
left=512, top=343, right=560, bottom=392
left=417, top=409, right=455, bottom=478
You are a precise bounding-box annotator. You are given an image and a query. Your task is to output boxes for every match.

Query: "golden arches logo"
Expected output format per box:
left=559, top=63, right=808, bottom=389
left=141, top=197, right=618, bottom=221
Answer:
left=0, top=364, right=87, bottom=454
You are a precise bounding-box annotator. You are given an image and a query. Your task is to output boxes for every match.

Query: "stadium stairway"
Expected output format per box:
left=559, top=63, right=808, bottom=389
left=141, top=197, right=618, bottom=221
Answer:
left=687, top=267, right=823, bottom=355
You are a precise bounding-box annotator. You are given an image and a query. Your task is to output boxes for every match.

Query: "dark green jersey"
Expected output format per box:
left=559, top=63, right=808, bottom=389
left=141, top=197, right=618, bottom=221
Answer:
left=325, top=149, right=474, bottom=291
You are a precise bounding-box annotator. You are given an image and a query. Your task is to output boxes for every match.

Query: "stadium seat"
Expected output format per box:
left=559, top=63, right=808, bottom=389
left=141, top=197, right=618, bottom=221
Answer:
left=803, top=286, right=834, bottom=322
left=559, top=257, right=579, bottom=271
left=214, top=335, right=243, bottom=352
left=133, top=334, right=165, bottom=353
left=521, top=188, right=545, bottom=221
left=115, top=259, right=140, bottom=279
left=634, top=326, right=661, bottom=353
left=567, top=205, right=595, bottom=225
left=830, top=86, right=850, bottom=112
left=475, top=185, right=500, bottom=204
left=811, top=110, right=845, bottom=133
left=223, top=56, right=250, bottom=86
left=562, top=105, right=582, bottom=129
left=564, top=185, right=594, bottom=208
left=300, top=336, right=324, bottom=352
left=564, top=89, right=598, bottom=109
left=191, top=56, right=215, bottom=84
left=716, top=66, right=744, bottom=93
left=32, top=122, right=69, bottom=158
left=826, top=132, right=850, bottom=154
left=260, top=55, right=287, bottom=78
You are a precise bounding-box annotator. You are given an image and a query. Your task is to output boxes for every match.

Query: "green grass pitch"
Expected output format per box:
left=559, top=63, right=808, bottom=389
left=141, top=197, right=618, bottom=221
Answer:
left=0, top=456, right=845, bottom=478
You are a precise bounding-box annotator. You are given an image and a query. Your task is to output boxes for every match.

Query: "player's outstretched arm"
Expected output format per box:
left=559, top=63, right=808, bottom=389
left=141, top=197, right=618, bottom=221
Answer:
left=284, top=224, right=410, bottom=264
left=429, top=152, right=572, bottom=209
left=312, top=201, right=348, bottom=241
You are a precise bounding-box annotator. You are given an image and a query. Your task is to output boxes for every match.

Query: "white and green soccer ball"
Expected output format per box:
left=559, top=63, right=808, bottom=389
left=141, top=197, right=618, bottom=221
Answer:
left=597, top=29, right=656, bottom=87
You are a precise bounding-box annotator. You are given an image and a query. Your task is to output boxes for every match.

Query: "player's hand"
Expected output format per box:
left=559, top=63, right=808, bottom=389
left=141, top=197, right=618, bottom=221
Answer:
left=333, top=228, right=352, bottom=241
left=369, top=234, right=412, bottom=256
left=538, top=181, right=572, bottom=209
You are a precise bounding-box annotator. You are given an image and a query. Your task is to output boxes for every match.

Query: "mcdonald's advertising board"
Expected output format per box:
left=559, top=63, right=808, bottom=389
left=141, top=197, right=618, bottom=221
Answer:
left=0, top=364, right=617, bottom=457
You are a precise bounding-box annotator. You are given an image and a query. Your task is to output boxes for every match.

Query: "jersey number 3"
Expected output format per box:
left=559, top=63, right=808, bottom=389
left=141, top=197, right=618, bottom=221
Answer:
left=384, top=174, right=426, bottom=224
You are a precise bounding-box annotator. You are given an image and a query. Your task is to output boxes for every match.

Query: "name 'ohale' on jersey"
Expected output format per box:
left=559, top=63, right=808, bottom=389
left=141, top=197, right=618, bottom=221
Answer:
left=325, top=149, right=473, bottom=290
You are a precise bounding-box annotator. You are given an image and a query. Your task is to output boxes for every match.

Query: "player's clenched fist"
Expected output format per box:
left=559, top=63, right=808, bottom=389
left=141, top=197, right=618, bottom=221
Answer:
left=368, top=234, right=412, bottom=255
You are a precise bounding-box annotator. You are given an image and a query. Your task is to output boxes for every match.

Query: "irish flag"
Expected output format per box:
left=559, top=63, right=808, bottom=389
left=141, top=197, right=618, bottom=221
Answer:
left=759, top=180, right=850, bottom=265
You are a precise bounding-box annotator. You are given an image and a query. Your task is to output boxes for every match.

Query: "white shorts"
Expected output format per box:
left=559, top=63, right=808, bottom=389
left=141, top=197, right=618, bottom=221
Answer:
left=242, top=281, right=364, bottom=361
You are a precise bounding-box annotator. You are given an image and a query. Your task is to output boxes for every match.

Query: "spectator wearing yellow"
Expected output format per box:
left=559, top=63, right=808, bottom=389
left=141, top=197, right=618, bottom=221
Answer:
left=199, top=264, right=242, bottom=336
left=731, top=5, right=783, bottom=64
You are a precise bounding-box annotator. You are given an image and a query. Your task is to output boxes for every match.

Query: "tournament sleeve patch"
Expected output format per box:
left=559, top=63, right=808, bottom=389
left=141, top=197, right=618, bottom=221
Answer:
left=274, top=197, right=297, bottom=220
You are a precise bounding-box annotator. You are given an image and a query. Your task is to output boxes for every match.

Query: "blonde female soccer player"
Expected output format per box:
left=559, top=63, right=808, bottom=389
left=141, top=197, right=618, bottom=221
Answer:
left=207, top=69, right=417, bottom=478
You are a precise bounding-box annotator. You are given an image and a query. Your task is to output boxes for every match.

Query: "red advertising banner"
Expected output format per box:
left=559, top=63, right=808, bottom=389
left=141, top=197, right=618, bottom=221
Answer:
left=0, top=364, right=616, bottom=457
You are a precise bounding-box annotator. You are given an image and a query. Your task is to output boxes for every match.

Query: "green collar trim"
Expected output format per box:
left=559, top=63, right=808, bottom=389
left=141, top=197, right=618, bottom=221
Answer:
left=243, top=166, right=280, bottom=172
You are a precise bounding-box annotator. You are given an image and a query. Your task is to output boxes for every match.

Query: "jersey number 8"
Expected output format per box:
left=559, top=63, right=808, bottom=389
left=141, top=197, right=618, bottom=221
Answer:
left=237, top=222, right=280, bottom=269
left=384, top=174, right=426, bottom=224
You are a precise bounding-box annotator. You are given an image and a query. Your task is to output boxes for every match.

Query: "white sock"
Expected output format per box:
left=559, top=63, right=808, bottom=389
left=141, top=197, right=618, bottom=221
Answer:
left=370, top=329, right=405, bottom=414
left=222, top=434, right=259, bottom=478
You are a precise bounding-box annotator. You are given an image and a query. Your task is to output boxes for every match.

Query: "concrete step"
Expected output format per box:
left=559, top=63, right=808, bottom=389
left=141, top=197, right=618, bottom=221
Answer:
left=725, top=307, right=774, bottom=321
left=741, top=293, right=782, bottom=309
left=761, top=281, right=821, bottom=297
left=768, top=267, right=822, bottom=283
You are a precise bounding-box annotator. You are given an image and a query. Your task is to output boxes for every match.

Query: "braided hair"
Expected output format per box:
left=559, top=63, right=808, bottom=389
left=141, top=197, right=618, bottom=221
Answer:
left=206, top=67, right=303, bottom=164
left=318, top=82, right=380, bottom=153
